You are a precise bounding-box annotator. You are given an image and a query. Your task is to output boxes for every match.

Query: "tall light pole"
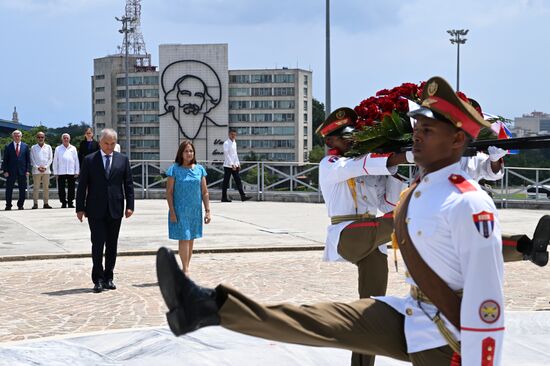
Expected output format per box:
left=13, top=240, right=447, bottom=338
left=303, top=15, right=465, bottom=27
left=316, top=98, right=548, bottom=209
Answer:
left=447, top=29, right=468, bottom=91
left=325, top=0, right=331, bottom=118
left=116, top=15, right=135, bottom=157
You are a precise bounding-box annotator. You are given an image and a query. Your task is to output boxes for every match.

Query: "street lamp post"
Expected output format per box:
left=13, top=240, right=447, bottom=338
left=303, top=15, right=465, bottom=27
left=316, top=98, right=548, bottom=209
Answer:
left=447, top=29, right=469, bottom=91
left=325, top=0, right=331, bottom=119
left=116, top=16, right=135, bottom=157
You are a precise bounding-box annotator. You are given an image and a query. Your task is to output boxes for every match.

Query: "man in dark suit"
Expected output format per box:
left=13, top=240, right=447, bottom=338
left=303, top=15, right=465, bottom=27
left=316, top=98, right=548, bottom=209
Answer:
left=76, top=128, right=134, bottom=293
left=1, top=130, right=31, bottom=210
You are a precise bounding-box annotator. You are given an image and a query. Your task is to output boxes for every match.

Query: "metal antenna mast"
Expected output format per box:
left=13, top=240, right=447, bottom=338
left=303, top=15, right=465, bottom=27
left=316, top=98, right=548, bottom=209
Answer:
left=118, top=0, right=150, bottom=65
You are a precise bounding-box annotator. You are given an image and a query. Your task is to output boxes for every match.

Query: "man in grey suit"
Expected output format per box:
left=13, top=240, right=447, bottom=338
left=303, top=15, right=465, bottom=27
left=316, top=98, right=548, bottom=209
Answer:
left=76, top=129, right=134, bottom=293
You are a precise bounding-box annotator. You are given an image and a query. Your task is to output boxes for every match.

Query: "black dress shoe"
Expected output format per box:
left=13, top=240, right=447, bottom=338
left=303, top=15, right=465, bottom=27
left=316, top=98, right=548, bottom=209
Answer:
left=103, top=280, right=117, bottom=290
left=32, top=204, right=38, bottom=209
left=68, top=203, right=75, bottom=208
left=43, top=204, right=52, bottom=209
left=156, top=247, right=220, bottom=336
left=528, top=215, right=550, bottom=267
left=93, top=282, right=104, bottom=293
left=5, top=206, right=11, bottom=211
left=17, top=206, right=24, bottom=210
left=61, top=203, right=67, bottom=208
left=221, top=198, right=232, bottom=202
left=241, top=196, right=252, bottom=202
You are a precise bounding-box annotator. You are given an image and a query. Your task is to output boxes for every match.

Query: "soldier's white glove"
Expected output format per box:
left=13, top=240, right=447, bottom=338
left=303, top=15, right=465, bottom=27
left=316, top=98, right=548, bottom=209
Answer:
left=405, top=151, right=415, bottom=163
left=488, top=146, right=507, bottom=162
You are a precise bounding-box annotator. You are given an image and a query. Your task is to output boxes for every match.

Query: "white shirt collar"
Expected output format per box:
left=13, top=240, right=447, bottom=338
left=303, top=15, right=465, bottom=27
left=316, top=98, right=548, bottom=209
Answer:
left=420, top=161, right=463, bottom=184
left=100, top=150, right=112, bottom=158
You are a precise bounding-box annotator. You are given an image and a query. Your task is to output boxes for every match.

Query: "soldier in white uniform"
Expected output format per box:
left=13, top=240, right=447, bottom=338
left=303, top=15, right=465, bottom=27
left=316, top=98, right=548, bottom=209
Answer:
left=317, top=107, right=407, bottom=366
left=155, top=76, right=519, bottom=365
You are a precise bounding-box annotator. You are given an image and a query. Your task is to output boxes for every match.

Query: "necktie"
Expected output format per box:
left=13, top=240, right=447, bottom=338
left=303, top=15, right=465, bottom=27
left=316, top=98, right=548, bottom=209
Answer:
left=15, top=143, right=19, bottom=157
left=105, top=155, right=111, bottom=179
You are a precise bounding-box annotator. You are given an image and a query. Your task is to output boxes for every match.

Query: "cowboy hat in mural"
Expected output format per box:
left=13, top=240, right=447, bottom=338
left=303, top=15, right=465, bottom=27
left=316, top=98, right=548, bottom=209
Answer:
left=160, top=60, right=227, bottom=139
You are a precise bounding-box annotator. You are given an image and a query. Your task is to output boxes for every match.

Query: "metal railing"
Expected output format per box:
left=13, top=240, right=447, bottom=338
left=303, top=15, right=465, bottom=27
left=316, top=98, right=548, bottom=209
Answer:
left=1, top=162, right=549, bottom=205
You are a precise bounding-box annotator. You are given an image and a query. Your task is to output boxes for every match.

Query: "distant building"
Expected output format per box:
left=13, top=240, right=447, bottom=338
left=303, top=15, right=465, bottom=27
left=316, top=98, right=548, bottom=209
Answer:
left=513, top=111, right=550, bottom=137
left=228, top=68, right=312, bottom=162
left=92, top=54, right=160, bottom=160
left=92, top=44, right=313, bottom=162
left=0, top=107, right=33, bottom=138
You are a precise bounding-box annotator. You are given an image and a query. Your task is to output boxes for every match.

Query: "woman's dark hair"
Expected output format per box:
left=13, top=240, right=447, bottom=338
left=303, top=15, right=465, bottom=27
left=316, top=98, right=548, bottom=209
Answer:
left=175, top=140, right=197, bottom=165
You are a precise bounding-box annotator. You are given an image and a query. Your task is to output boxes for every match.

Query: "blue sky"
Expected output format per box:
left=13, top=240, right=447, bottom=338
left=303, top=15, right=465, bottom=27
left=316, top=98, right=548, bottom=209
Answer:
left=1, top=0, right=549, bottom=127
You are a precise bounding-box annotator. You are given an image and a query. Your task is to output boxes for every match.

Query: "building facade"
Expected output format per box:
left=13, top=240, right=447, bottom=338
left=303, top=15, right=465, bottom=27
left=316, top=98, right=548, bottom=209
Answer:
left=92, top=44, right=313, bottom=163
left=228, top=68, right=312, bottom=162
left=92, top=54, right=160, bottom=160
left=514, top=111, right=550, bottom=137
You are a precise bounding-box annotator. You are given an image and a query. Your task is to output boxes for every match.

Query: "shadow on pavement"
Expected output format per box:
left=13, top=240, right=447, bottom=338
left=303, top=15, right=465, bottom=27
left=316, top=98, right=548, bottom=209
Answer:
left=133, top=282, right=158, bottom=288
left=42, top=288, right=92, bottom=296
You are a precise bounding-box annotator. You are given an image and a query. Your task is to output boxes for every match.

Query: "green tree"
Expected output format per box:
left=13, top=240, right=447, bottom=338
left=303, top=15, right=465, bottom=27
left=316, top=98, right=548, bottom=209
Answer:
left=0, top=122, right=90, bottom=152
left=243, top=150, right=260, bottom=162
left=312, top=98, right=326, bottom=147
left=308, top=145, right=325, bottom=163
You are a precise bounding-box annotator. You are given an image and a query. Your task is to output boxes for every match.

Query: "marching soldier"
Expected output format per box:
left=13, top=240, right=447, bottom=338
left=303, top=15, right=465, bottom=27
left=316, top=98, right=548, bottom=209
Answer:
left=317, top=107, right=407, bottom=366
left=155, top=76, right=518, bottom=365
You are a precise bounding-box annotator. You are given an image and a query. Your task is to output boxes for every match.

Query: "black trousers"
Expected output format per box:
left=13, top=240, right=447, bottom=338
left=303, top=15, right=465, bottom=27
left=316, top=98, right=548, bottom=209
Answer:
left=222, top=167, right=245, bottom=199
left=5, top=174, right=27, bottom=208
left=57, top=175, right=75, bottom=204
left=88, top=215, right=122, bottom=284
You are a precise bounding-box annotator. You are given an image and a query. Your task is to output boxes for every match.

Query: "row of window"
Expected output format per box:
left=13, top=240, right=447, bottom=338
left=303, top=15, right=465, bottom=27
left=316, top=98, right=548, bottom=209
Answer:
left=117, top=102, right=159, bottom=111
left=229, top=87, right=299, bottom=97
left=117, top=114, right=159, bottom=123
left=116, top=76, right=159, bottom=86
left=117, top=127, right=159, bottom=136
left=229, top=113, right=295, bottom=122
left=95, top=87, right=105, bottom=92
left=230, top=74, right=296, bottom=84
left=234, top=126, right=295, bottom=136
left=130, top=152, right=160, bottom=160
left=240, top=152, right=296, bottom=161
left=116, top=89, right=159, bottom=99
left=237, top=139, right=295, bottom=149
left=229, top=100, right=296, bottom=110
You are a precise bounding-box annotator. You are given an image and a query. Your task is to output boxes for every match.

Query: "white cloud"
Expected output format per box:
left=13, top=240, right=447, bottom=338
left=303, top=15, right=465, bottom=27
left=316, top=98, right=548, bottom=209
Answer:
left=0, top=0, right=111, bottom=16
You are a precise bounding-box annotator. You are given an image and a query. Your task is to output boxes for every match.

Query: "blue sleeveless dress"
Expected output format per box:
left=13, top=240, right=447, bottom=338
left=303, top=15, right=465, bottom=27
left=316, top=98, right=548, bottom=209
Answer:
left=167, top=163, right=207, bottom=240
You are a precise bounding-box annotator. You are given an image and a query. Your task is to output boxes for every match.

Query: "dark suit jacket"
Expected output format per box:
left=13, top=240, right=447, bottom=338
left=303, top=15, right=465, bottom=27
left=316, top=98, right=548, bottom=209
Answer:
left=78, top=140, right=100, bottom=165
left=76, top=150, right=134, bottom=219
left=1, top=142, right=31, bottom=176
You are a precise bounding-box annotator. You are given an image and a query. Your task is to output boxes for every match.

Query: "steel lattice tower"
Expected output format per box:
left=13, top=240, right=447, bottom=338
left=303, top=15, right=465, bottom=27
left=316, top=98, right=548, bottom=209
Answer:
left=118, top=0, right=150, bottom=66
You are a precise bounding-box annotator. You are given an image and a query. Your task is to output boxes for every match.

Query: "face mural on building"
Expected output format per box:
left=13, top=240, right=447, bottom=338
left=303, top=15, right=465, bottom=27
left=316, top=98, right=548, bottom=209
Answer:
left=160, top=60, right=226, bottom=139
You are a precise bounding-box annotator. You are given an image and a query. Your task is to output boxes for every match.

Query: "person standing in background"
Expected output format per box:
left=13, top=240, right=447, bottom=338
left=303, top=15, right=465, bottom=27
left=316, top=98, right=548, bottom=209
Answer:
left=78, top=128, right=100, bottom=165
left=53, top=133, right=79, bottom=208
left=166, top=140, right=211, bottom=275
left=221, top=129, right=250, bottom=202
left=30, top=131, right=53, bottom=209
left=1, top=130, right=31, bottom=210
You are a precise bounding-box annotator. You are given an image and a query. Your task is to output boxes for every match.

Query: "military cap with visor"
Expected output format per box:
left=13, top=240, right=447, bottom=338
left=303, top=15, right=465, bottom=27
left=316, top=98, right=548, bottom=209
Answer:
left=316, top=107, right=357, bottom=138
left=407, top=76, right=491, bottom=139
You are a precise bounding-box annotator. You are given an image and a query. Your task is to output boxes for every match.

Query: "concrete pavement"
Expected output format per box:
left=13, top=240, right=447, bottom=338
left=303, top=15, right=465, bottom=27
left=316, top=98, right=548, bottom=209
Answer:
left=1, top=199, right=549, bottom=259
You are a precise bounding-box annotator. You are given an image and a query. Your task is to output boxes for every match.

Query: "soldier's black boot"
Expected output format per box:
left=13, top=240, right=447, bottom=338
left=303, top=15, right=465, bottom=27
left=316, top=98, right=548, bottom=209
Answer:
left=528, top=215, right=550, bottom=267
left=156, top=247, right=222, bottom=336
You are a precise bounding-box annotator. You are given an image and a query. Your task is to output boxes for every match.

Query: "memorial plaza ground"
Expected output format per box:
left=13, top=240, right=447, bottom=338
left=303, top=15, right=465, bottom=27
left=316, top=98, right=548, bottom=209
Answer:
left=0, top=200, right=549, bottom=365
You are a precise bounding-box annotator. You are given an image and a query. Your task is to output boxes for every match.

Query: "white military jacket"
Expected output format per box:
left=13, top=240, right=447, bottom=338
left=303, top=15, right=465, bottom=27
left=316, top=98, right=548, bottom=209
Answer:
left=461, top=153, right=503, bottom=181
left=375, top=162, right=504, bottom=365
left=319, top=153, right=405, bottom=262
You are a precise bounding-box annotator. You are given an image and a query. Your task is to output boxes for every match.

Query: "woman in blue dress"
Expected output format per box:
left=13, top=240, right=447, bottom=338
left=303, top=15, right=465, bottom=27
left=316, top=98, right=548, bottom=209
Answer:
left=166, top=140, right=211, bottom=274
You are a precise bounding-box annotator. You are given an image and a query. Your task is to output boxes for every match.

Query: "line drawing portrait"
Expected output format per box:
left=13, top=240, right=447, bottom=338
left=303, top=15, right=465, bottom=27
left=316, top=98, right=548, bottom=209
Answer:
left=160, top=60, right=226, bottom=140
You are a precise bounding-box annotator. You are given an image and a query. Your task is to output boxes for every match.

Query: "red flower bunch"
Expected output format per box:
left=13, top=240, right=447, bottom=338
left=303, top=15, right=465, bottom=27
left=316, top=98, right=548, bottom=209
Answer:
left=353, top=82, right=424, bottom=129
